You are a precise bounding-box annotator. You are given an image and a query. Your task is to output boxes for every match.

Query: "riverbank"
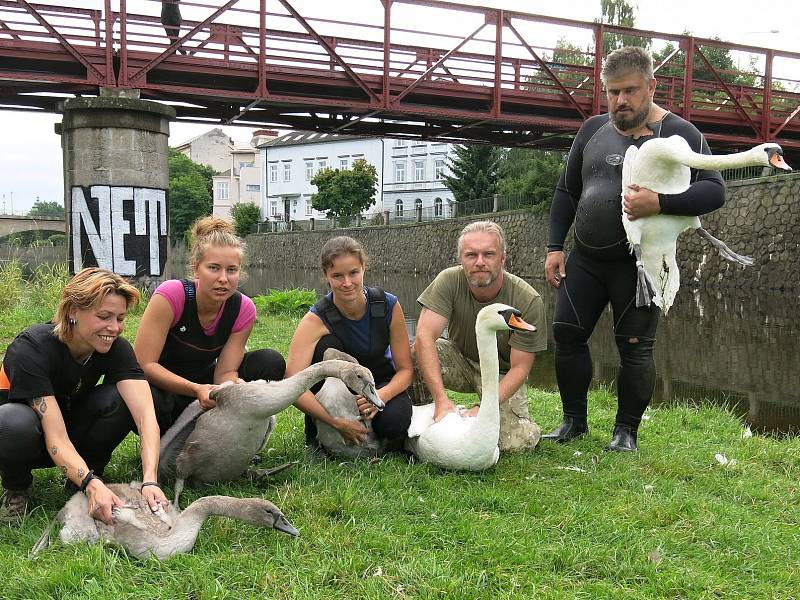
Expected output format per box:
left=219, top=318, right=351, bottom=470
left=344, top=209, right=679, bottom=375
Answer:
left=1, top=272, right=799, bottom=598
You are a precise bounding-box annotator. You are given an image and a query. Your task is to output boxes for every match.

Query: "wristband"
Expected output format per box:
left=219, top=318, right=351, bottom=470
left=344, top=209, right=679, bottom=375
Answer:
left=79, top=470, right=102, bottom=493
left=140, top=481, right=161, bottom=490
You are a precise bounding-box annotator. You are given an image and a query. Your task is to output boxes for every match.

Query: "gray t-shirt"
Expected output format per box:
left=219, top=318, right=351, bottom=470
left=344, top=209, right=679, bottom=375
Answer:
left=417, top=266, right=547, bottom=372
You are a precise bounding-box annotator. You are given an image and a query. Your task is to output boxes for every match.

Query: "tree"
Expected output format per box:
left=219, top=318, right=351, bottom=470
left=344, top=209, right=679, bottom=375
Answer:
left=310, top=158, right=378, bottom=220
left=497, top=149, right=566, bottom=208
left=28, top=200, right=64, bottom=217
left=168, top=149, right=215, bottom=242
left=443, top=144, right=502, bottom=203
left=231, top=201, right=262, bottom=237
left=596, top=0, right=648, bottom=56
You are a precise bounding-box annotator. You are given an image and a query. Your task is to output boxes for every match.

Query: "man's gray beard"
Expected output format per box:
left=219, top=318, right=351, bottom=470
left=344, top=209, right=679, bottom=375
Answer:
left=612, top=99, right=652, bottom=131
left=469, top=272, right=496, bottom=288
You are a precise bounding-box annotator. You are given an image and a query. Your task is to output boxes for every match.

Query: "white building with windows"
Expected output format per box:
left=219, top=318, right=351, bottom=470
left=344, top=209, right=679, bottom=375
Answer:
left=258, top=131, right=456, bottom=222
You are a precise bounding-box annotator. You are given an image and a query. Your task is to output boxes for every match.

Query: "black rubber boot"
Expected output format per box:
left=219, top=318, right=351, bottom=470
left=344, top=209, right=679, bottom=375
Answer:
left=541, top=416, right=588, bottom=443
left=606, top=423, right=638, bottom=452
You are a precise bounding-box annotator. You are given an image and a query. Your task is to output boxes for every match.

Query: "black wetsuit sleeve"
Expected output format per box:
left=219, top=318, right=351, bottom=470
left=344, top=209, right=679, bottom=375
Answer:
left=548, top=118, right=604, bottom=250
left=658, top=118, right=725, bottom=217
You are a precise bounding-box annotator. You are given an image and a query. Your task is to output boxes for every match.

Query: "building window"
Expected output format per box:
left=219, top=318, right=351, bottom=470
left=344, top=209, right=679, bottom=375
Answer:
left=415, top=198, right=423, bottom=212
left=434, top=197, right=443, bottom=217
left=269, top=164, right=278, bottom=183
left=283, top=163, right=291, bottom=182
left=414, top=160, right=425, bottom=182
left=270, top=201, right=278, bottom=216
left=305, top=161, right=314, bottom=180
left=435, top=159, right=446, bottom=180
left=216, top=181, right=229, bottom=200
left=246, top=184, right=260, bottom=192
left=306, top=200, right=313, bottom=215
left=340, top=158, right=349, bottom=169
left=394, top=162, right=406, bottom=182
left=394, top=139, right=407, bottom=147
left=318, top=159, right=327, bottom=171
left=395, top=198, right=404, bottom=217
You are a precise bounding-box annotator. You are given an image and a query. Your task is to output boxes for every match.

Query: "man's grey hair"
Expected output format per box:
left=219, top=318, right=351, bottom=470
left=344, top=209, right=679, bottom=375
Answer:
left=457, top=220, right=507, bottom=256
left=601, top=46, right=654, bottom=84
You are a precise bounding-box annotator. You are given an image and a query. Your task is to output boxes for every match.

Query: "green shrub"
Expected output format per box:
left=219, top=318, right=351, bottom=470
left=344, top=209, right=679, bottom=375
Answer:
left=252, top=288, right=317, bottom=315
left=0, top=258, right=24, bottom=311
left=231, top=202, right=262, bottom=237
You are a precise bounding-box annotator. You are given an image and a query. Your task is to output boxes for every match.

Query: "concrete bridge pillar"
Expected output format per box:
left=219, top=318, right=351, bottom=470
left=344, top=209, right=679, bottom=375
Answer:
left=57, top=88, right=176, bottom=279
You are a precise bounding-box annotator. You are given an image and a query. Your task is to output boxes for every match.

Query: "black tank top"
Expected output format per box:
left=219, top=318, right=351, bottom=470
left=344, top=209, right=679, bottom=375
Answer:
left=158, top=279, right=243, bottom=384
left=313, top=286, right=396, bottom=384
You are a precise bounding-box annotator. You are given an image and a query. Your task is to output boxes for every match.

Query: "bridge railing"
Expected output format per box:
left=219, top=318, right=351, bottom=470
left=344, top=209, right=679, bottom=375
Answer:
left=0, top=1, right=797, bottom=152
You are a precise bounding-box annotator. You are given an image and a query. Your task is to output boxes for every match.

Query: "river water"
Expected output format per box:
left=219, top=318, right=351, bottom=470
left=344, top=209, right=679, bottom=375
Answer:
left=241, top=267, right=800, bottom=435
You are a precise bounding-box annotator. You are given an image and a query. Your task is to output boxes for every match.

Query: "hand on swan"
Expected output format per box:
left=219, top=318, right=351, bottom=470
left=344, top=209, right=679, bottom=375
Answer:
left=141, top=483, right=170, bottom=513
left=433, top=397, right=458, bottom=423
left=334, top=417, right=368, bottom=445
left=356, top=394, right=380, bottom=421
left=86, top=479, right=125, bottom=525
left=623, top=184, right=660, bottom=221
left=195, top=383, right=221, bottom=410
left=544, top=251, right=566, bottom=289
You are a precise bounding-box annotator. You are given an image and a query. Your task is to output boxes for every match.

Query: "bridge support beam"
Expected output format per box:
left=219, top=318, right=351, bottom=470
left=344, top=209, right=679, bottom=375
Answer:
left=57, top=88, right=176, bottom=282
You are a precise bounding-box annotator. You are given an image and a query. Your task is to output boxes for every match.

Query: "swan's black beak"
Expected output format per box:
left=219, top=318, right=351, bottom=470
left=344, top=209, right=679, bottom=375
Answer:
left=768, top=148, right=792, bottom=171
left=502, top=308, right=537, bottom=332
left=272, top=514, right=300, bottom=537
left=360, top=381, right=385, bottom=411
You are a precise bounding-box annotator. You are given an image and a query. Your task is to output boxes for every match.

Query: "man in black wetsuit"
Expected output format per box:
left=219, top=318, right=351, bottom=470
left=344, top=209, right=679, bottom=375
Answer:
left=542, top=46, right=725, bottom=452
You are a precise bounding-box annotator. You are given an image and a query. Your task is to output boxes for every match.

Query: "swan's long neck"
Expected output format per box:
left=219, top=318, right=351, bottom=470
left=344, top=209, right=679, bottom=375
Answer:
left=279, top=360, right=351, bottom=405
left=677, top=146, right=764, bottom=171
left=175, top=497, right=265, bottom=541
left=475, top=325, right=501, bottom=429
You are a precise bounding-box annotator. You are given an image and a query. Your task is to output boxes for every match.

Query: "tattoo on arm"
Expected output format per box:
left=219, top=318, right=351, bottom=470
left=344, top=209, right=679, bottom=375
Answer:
left=30, top=397, right=48, bottom=418
left=59, top=465, right=68, bottom=476
left=50, top=446, right=58, bottom=456
left=77, top=468, right=85, bottom=479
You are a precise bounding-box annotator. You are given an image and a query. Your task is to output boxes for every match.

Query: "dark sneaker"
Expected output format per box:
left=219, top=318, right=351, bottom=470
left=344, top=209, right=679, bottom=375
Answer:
left=0, top=486, right=32, bottom=521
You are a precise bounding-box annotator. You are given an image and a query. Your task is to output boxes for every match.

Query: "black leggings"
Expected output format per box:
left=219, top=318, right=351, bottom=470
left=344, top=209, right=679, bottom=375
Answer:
left=304, top=334, right=412, bottom=444
left=0, top=384, right=135, bottom=491
left=552, top=249, right=660, bottom=428
left=152, top=348, right=286, bottom=433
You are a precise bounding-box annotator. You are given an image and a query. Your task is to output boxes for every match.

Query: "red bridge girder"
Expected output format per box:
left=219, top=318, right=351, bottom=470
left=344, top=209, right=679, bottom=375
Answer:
left=0, top=0, right=798, bottom=161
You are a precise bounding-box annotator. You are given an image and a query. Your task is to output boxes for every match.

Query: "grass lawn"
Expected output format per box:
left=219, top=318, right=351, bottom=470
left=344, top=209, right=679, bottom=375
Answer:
left=1, top=273, right=799, bottom=599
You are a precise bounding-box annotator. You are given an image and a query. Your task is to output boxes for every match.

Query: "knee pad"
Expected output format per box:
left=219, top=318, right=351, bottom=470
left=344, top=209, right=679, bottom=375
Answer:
left=552, top=322, right=588, bottom=348
left=241, top=348, right=286, bottom=382
left=615, top=336, right=655, bottom=365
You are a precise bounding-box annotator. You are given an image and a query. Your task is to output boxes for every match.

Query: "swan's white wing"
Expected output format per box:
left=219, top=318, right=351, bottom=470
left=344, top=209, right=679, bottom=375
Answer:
left=407, top=403, right=436, bottom=438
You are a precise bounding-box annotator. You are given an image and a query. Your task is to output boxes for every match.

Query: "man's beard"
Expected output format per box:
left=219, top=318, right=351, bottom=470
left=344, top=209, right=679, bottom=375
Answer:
left=611, top=99, right=652, bottom=131
left=468, top=270, right=497, bottom=288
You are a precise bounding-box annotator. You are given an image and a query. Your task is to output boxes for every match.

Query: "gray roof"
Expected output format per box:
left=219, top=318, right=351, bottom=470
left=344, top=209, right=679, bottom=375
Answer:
left=259, top=130, right=361, bottom=148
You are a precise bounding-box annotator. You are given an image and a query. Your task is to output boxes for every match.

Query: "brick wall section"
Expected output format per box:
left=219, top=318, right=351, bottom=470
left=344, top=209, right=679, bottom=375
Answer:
left=245, top=173, right=799, bottom=291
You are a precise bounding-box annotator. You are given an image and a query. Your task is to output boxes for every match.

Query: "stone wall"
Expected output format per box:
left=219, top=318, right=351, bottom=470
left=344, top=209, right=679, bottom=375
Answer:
left=246, top=173, right=800, bottom=291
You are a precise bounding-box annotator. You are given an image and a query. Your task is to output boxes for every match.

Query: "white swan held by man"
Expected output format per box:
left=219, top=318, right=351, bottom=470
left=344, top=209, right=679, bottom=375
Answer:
left=405, top=303, right=536, bottom=471
left=622, top=137, right=791, bottom=313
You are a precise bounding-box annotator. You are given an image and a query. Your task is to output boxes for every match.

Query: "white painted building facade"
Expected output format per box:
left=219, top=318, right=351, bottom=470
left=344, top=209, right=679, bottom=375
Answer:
left=258, top=131, right=456, bottom=222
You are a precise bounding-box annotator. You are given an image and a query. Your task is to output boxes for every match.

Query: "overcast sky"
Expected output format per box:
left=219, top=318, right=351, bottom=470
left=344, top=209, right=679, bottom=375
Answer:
left=0, top=0, right=797, bottom=214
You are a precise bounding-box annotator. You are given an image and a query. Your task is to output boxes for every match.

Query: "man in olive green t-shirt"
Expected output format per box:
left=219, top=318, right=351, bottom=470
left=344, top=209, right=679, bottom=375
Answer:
left=413, top=221, right=547, bottom=451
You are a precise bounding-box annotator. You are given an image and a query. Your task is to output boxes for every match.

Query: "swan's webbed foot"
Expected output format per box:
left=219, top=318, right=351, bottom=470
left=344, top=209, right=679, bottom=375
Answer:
left=632, top=244, right=655, bottom=308
left=246, top=460, right=299, bottom=480
left=696, top=227, right=754, bottom=266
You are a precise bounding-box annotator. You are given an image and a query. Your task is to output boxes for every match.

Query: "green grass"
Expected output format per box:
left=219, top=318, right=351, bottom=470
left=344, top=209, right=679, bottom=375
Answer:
left=2, top=279, right=800, bottom=598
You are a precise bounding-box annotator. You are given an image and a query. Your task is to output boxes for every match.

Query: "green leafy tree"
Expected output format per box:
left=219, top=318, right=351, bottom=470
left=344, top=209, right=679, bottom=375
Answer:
left=231, top=201, right=262, bottom=237
left=28, top=200, right=64, bottom=217
left=168, top=149, right=215, bottom=242
left=653, top=38, right=757, bottom=86
left=497, top=149, right=566, bottom=208
left=443, top=144, right=502, bottom=203
left=311, top=158, right=378, bottom=220
left=596, top=0, right=648, bottom=55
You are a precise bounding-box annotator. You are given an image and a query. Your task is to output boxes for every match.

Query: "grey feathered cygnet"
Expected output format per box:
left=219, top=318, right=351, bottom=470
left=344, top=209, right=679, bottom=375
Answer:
left=31, top=482, right=298, bottom=561
left=160, top=359, right=384, bottom=505
left=313, top=348, right=394, bottom=460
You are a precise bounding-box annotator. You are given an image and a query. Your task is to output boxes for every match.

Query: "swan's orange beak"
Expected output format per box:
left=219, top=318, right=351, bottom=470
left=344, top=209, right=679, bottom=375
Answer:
left=508, top=313, right=537, bottom=332
left=769, top=152, right=792, bottom=171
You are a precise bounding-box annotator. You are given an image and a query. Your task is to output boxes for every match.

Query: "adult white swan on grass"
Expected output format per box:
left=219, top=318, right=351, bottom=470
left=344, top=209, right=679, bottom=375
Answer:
left=622, top=137, right=791, bottom=313
left=405, top=303, right=537, bottom=471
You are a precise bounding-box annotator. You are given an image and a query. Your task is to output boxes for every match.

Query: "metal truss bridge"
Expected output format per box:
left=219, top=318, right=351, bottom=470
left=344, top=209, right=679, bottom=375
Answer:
left=1, top=0, right=798, bottom=160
